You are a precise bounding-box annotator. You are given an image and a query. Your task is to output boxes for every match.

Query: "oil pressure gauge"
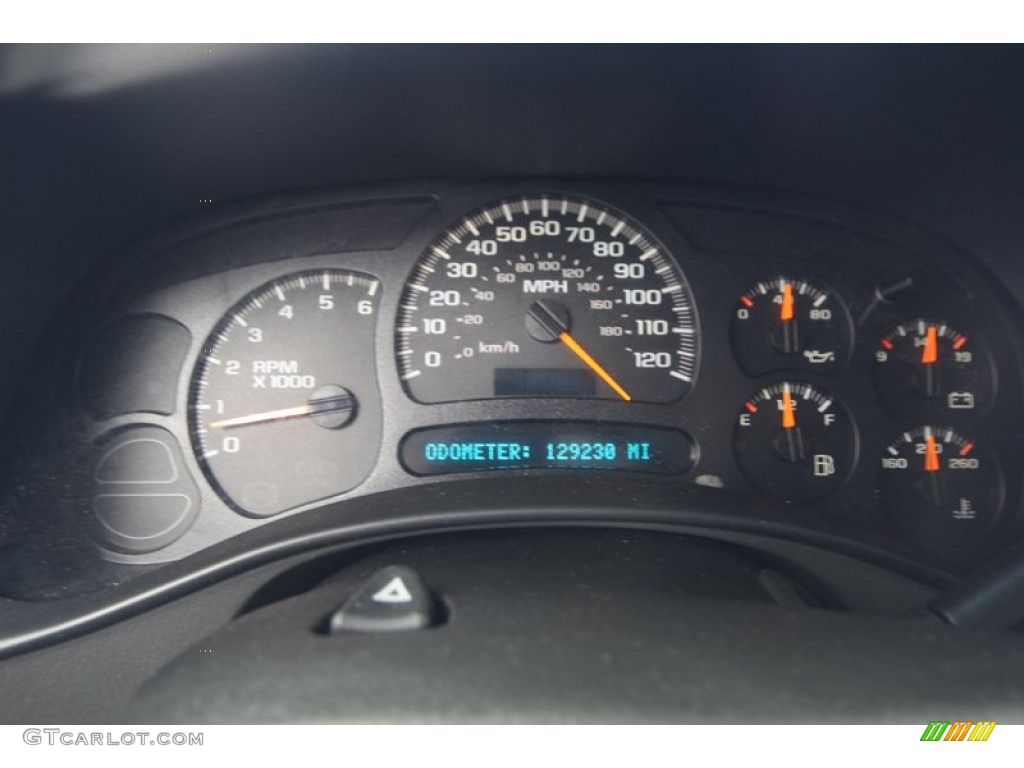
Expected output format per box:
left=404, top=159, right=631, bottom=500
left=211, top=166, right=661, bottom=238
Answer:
left=731, top=277, right=853, bottom=376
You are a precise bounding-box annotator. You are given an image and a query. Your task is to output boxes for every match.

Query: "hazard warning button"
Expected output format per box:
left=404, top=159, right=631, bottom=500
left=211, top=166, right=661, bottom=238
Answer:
left=328, top=566, right=440, bottom=633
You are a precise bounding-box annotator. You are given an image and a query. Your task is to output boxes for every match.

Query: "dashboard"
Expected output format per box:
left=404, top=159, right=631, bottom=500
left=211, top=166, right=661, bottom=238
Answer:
left=3, top=45, right=1024, bottom=724
left=1, top=179, right=1021, bottom=601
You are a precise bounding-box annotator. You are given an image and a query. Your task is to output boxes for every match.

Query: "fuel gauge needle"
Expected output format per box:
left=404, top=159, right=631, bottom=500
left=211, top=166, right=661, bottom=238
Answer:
left=778, top=385, right=806, bottom=462
left=781, top=386, right=797, bottom=429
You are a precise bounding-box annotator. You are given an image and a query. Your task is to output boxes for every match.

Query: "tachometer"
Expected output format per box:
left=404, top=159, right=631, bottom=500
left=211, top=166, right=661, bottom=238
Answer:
left=190, top=270, right=382, bottom=517
left=396, top=196, right=698, bottom=403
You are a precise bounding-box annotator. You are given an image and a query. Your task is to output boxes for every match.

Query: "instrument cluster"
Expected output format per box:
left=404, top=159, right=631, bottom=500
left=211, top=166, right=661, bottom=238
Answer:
left=4, top=180, right=1022, bottom=596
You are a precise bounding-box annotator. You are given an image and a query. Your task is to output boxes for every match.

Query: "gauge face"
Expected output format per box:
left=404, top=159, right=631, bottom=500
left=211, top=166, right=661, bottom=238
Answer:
left=873, top=319, right=993, bottom=416
left=190, top=270, right=382, bottom=517
left=396, top=196, right=698, bottom=403
left=730, top=277, right=852, bottom=376
left=879, top=426, right=1003, bottom=555
left=734, top=382, right=854, bottom=503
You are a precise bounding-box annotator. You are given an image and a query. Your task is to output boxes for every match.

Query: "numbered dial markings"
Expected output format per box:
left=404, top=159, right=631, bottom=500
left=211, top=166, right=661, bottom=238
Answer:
left=731, top=278, right=852, bottom=375
left=396, top=196, right=698, bottom=403
left=190, top=270, right=382, bottom=517
left=880, top=427, right=1003, bottom=555
left=874, top=319, right=992, bottom=416
left=734, top=382, right=854, bottom=503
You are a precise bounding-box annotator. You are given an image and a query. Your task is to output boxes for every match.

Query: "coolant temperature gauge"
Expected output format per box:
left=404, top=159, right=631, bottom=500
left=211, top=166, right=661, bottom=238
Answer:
left=731, top=277, right=852, bottom=375
left=879, top=427, right=1003, bottom=555
left=733, top=382, right=854, bottom=503
left=873, top=319, right=993, bottom=417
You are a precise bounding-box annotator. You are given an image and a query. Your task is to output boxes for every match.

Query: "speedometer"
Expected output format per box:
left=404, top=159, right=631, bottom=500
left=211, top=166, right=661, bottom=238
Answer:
left=396, top=195, right=698, bottom=403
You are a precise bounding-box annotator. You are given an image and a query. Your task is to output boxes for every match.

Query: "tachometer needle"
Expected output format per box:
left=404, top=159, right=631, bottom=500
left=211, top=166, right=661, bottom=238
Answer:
left=210, top=404, right=315, bottom=429
left=210, top=388, right=355, bottom=429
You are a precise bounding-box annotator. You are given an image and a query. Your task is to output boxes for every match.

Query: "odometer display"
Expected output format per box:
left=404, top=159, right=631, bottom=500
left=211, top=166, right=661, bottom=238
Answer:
left=400, top=422, right=695, bottom=476
left=396, top=196, right=698, bottom=403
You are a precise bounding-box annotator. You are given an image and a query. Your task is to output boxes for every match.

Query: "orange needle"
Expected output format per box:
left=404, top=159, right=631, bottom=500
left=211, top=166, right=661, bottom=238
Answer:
left=924, top=434, right=941, bottom=472
left=557, top=331, right=632, bottom=402
left=780, top=282, right=795, bottom=321
left=781, top=387, right=796, bottom=429
left=922, top=325, right=938, bottom=364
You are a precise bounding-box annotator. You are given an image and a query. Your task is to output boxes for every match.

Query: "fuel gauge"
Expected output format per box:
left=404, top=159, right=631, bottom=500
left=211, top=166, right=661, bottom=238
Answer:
left=734, top=382, right=854, bottom=503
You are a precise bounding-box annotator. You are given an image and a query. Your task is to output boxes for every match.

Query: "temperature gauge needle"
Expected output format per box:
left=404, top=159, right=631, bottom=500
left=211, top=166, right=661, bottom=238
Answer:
left=922, top=430, right=946, bottom=506
left=924, top=432, right=941, bottom=472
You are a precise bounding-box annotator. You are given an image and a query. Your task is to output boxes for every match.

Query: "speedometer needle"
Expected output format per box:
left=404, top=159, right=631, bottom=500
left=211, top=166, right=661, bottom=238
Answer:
left=527, top=300, right=633, bottom=401
left=558, top=331, right=633, bottom=402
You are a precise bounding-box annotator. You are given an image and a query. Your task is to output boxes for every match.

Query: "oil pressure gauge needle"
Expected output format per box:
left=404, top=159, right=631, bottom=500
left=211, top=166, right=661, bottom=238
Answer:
left=777, top=281, right=800, bottom=354
left=209, top=386, right=356, bottom=430
left=527, top=300, right=633, bottom=402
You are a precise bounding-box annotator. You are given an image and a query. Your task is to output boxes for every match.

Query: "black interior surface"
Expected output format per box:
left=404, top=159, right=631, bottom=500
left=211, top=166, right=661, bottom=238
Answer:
left=2, top=44, right=1024, bottom=724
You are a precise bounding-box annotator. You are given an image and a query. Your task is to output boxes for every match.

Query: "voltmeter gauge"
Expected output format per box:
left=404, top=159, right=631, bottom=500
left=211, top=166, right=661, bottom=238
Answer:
left=873, top=319, right=993, bottom=417
left=733, top=382, right=854, bottom=503
left=730, top=277, right=852, bottom=376
left=879, top=426, right=1003, bottom=555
